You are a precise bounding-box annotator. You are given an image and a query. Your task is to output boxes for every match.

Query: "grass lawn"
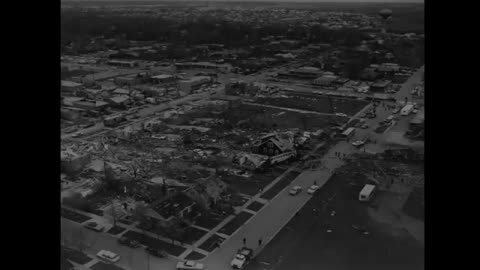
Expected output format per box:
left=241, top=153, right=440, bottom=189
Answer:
left=195, top=212, right=226, bottom=230
left=198, top=234, right=226, bottom=252
left=184, top=227, right=209, bottom=244
left=107, top=225, right=127, bottom=235
left=246, top=201, right=265, bottom=212
left=61, top=208, right=92, bottom=223
left=184, top=251, right=206, bottom=260
left=123, top=230, right=186, bottom=257
left=61, top=246, right=92, bottom=265
left=218, top=211, right=254, bottom=236
left=91, top=262, right=127, bottom=270
left=261, top=171, right=301, bottom=200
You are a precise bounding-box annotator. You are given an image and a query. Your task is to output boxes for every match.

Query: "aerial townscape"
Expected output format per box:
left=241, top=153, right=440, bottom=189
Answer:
left=61, top=1, right=424, bottom=270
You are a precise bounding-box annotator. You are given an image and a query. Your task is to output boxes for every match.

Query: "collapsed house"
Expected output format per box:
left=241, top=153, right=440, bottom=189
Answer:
left=61, top=143, right=95, bottom=174
left=251, top=132, right=297, bottom=165
left=232, top=153, right=269, bottom=171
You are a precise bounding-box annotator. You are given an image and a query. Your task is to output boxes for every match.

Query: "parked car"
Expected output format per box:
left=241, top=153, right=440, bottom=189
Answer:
left=84, top=222, right=104, bottom=232
left=146, top=247, right=168, bottom=258
left=361, top=124, right=369, bottom=129
left=392, top=108, right=400, bottom=114
left=96, top=250, right=120, bottom=263
left=118, top=237, right=141, bottom=248
left=176, top=260, right=204, bottom=270
left=289, top=186, right=302, bottom=196
left=307, top=185, right=320, bottom=195
left=352, top=140, right=366, bottom=147
left=231, top=247, right=253, bottom=269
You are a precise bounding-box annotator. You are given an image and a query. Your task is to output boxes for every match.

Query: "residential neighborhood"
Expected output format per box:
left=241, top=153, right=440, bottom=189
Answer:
left=61, top=2, right=424, bottom=270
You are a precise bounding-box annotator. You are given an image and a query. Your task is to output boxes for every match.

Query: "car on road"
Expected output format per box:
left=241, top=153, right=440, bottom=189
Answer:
left=307, top=185, right=320, bottom=195
left=84, top=222, right=104, bottom=232
left=289, top=186, right=302, bottom=196
left=231, top=247, right=254, bottom=269
left=118, top=237, right=141, bottom=248
left=146, top=247, right=168, bottom=258
left=96, top=250, right=120, bottom=263
left=176, top=260, right=204, bottom=270
left=335, top=113, right=348, bottom=117
left=352, top=140, right=366, bottom=147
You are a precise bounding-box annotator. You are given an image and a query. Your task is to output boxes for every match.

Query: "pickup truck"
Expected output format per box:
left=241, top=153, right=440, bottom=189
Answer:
left=231, top=247, right=253, bottom=269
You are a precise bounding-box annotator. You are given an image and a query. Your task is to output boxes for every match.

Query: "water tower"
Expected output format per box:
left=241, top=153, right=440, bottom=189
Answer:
left=378, top=9, right=393, bottom=34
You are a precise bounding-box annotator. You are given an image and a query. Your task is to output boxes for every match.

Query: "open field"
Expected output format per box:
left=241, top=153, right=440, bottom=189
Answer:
left=225, top=104, right=346, bottom=131
left=255, top=95, right=369, bottom=116
left=246, top=157, right=424, bottom=270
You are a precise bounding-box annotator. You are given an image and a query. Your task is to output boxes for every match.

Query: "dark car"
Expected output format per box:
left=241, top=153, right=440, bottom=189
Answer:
left=118, top=237, right=141, bottom=248
left=146, top=247, right=168, bottom=258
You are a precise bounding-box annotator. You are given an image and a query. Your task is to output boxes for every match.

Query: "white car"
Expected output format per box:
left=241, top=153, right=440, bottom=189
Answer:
left=176, top=260, right=204, bottom=270
left=289, top=186, right=302, bottom=196
left=96, top=250, right=120, bottom=263
left=84, top=222, right=104, bottom=232
left=352, top=140, right=366, bottom=147
left=335, top=113, right=348, bottom=117
left=307, top=185, right=320, bottom=194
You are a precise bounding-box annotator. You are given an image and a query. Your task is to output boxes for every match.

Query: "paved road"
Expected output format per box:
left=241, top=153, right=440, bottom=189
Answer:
left=201, top=141, right=354, bottom=270
left=62, top=218, right=176, bottom=270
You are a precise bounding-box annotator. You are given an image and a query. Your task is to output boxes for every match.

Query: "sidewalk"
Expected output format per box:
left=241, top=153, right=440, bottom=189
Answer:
left=201, top=141, right=354, bottom=270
